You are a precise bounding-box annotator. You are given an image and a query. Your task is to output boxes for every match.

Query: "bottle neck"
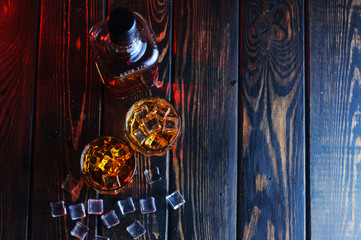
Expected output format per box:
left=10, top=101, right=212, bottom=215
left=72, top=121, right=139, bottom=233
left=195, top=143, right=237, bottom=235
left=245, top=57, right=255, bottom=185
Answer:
left=106, top=31, right=146, bottom=62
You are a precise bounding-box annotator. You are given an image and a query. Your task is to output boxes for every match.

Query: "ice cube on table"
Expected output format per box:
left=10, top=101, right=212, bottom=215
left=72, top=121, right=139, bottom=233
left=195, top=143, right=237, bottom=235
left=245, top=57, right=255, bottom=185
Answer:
left=166, top=190, right=185, bottom=210
left=140, top=197, right=157, bottom=214
left=69, top=203, right=86, bottom=220
left=144, top=167, right=161, bottom=184
left=117, top=197, right=136, bottom=215
left=101, top=210, right=119, bottom=228
left=126, top=220, right=146, bottom=239
left=70, top=222, right=89, bottom=240
left=95, top=235, right=110, bottom=240
left=87, top=199, right=103, bottom=215
left=50, top=201, right=67, bottom=217
left=61, top=175, right=80, bottom=194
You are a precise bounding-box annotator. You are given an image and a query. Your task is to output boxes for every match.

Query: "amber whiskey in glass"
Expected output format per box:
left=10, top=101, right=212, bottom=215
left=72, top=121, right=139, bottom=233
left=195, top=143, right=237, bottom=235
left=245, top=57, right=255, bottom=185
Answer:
left=80, top=136, right=136, bottom=194
left=125, top=97, right=181, bottom=156
left=89, top=7, right=159, bottom=99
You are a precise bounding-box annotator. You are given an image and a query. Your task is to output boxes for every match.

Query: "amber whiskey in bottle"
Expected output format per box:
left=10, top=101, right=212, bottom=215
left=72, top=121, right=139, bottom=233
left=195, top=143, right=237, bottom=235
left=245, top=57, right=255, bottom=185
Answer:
left=89, top=7, right=159, bottom=99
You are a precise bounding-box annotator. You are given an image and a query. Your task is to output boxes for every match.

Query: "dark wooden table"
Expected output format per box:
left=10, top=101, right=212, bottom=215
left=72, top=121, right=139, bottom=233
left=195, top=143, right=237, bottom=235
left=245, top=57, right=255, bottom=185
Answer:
left=1, top=0, right=361, bottom=239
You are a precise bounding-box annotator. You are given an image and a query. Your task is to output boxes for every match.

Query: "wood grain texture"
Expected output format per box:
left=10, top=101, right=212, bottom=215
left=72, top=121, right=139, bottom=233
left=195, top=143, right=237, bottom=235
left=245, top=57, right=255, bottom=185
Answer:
left=170, top=0, right=239, bottom=239
left=31, top=0, right=103, bottom=239
left=0, top=0, right=38, bottom=239
left=99, top=0, right=172, bottom=239
left=241, top=0, right=305, bottom=239
left=309, top=0, right=361, bottom=239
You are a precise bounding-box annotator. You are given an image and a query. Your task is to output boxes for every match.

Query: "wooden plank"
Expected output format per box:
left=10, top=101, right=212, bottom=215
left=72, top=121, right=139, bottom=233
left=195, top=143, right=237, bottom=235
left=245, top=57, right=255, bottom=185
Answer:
left=241, top=0, right=305, bottom=239
left=99, top=0, right=172, bottom=239
left=30, top=0, right=103, bottom=239
left=309, top=1, right=361, bottom=239
left=169, top=0, right=239, bottom=239
left=0, top=1, right=38, bottom=239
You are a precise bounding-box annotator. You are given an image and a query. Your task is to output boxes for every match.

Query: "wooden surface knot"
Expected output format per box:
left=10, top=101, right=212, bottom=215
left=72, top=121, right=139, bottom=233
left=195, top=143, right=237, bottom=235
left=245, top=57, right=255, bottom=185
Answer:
left=248, top=2, right=291, bottom=50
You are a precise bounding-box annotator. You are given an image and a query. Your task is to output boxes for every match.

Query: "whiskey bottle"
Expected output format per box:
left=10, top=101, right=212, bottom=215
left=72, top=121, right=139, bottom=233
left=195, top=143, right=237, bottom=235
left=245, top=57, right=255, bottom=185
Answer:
left=89, top=7, right=159, bottom=99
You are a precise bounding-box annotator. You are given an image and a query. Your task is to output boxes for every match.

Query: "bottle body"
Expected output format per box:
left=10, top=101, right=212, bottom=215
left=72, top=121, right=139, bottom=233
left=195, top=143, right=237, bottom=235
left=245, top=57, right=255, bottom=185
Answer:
left=89, top=12, right=159, bottom=99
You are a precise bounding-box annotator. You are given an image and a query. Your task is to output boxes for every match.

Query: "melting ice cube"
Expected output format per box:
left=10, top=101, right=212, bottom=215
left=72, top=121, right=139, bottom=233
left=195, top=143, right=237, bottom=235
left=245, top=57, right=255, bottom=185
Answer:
left=139, top=197, right=157, bottom=214
left=101, top=210, right=120, bottom=228
left=126, top=220, right=146, bottom=239
left=117, top=197, right=136, bottom=215
left=166, top=190, right=185, bottom=210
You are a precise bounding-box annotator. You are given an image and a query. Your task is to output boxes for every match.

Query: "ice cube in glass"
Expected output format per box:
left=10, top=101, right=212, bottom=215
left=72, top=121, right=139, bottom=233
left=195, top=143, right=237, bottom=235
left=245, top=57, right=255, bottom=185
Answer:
left=61, top=175, right=80, bottom=194
left=151, top=102, right=170, bottom=119
left=139, top=197, right=157, bottom=214
left=143, top=115, right=162, bottom=135
left=101, top=210, right=119, bottom=228
left=144, top=167, right=161, bottom=184
left=102, top=174, right=121, bottom=189
left=50, top=201, right=67, bottom=217
left=70, top=222, right=89, bottom=240
left=134, top=105, right=149, bottom=123
left=166, top=190, right=185, bottom=210
left=163, top=117, right=179, bottom=133
left=69, top=203, right=86, bottom=220
left=98, top=155, right=112, bottom=171
left=110, top=145, right=126, bottom=158
left=88, top=199, right=103, bottom=215
left=117, top=197, right=136, bottom=215
left=126, top=220, right=146, bottom=239
left=132, top=128, right=147, bottom=145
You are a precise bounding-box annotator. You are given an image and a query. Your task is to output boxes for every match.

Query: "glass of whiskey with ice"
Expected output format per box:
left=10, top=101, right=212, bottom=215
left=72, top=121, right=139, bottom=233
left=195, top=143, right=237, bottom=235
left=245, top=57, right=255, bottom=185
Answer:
left=125, top=97, right=181, bottom=156
left=80, top=136, right=136, bottom=194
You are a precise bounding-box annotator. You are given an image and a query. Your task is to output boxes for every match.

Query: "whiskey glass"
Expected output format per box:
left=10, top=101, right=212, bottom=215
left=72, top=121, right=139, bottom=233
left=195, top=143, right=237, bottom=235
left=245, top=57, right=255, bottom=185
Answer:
left=80, top=136, right=136, bottom=194
left=125, top=97, right=181, bottom=156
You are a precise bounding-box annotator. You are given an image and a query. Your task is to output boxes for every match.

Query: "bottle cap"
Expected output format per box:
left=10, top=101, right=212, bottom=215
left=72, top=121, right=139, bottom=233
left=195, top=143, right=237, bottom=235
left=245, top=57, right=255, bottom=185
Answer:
left=108, top=7, right=137, bottom=45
